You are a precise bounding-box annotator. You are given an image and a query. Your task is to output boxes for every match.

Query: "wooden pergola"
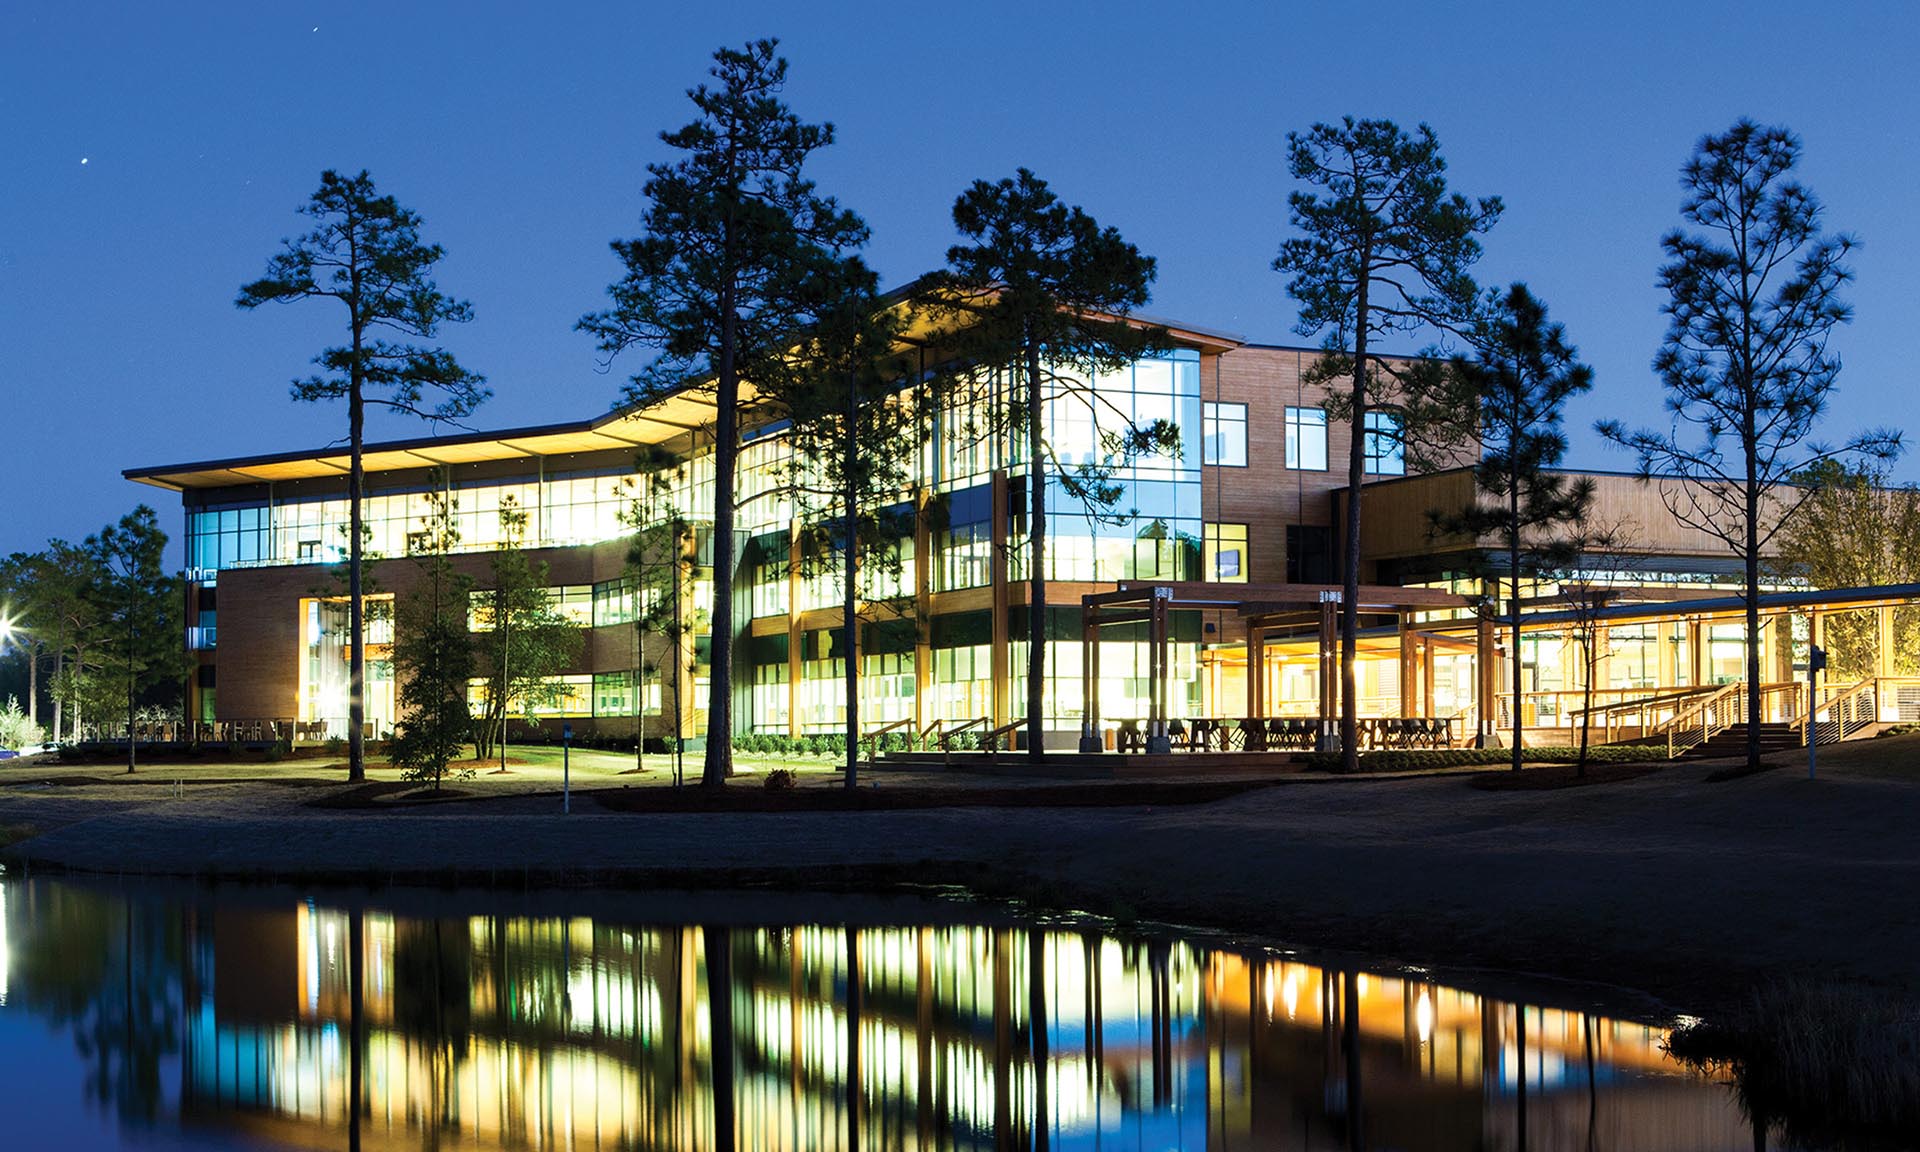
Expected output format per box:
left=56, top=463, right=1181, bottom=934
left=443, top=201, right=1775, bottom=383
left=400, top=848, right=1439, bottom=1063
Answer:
left=1078, top=581, right=1481, bottom=754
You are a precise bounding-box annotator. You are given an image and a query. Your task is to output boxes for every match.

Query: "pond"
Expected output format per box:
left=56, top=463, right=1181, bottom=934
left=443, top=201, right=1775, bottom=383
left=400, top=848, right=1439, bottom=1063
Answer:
left=0, top=875, right=1761, bottom=1151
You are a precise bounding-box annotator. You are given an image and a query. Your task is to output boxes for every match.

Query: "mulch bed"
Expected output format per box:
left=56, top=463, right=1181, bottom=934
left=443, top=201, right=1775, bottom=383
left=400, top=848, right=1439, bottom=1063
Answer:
left=1468, top=761, right=1667, bottom=791
left=307, top=782, right=479, bottom=808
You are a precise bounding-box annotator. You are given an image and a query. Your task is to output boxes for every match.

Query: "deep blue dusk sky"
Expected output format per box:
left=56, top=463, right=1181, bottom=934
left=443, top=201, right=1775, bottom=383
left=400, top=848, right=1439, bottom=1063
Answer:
left=4, top=1, right=1917, bottom=562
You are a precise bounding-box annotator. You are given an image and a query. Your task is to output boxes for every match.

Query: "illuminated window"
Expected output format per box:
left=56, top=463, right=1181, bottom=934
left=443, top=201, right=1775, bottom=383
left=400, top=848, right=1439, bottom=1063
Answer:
left=1285, top=407, right=1327, bottom=471
left=1204, top=524, right=1249, bottom=583
left=1364, top=411, right=1405, bottom=475
left=1201, top=402, right=1247, bottom=467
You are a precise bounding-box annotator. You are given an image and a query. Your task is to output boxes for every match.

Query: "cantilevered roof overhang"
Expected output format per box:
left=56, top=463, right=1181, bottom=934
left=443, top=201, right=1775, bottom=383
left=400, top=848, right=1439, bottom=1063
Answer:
left=124, top=387, right=734, bottom=492
left=124, top=282, right=1250, bottom=493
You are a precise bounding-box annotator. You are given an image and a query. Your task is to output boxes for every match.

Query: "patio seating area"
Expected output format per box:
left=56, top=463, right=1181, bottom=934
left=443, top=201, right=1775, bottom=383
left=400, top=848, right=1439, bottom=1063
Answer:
left=1110, top=715, right=1457, bottom=753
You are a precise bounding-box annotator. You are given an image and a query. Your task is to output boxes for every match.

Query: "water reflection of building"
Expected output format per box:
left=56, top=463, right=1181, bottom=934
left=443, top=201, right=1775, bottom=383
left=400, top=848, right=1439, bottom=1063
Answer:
left=150, top=899, right=1754, bottom=1151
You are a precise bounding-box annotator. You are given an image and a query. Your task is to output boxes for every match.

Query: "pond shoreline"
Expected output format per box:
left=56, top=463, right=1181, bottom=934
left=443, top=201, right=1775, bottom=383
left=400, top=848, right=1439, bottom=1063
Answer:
left=7, top=738, right=1920, bottom=1018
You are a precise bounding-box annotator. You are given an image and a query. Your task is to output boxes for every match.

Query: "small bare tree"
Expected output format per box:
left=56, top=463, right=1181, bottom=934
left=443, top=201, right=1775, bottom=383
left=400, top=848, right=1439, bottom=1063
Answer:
left=1554, top=519, right=1642, bottom=775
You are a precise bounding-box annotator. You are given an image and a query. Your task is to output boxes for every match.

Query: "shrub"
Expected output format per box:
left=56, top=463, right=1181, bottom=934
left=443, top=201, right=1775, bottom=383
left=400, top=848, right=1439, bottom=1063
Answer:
left=0, top=698, right=43, bottom=751
left=323, top=735, right=346, bottom=757
left=763, top=768, right=796, bottom=790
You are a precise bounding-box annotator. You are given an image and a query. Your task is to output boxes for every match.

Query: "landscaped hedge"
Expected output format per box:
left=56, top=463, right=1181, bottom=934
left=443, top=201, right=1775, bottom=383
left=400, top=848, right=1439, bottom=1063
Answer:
left=1301, top=745, right=1668, bottom=773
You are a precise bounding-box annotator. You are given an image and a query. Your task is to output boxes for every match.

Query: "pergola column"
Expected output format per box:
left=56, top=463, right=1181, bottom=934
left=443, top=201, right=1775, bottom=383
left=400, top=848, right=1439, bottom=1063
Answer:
left=1248, top=626, right=1265, bottom=720
left=1398, top=613, right=1416, bottom=719
left=1318, top=596, right=1337, bottom=751
left=1879, top=605, right=1897, bottom=678
left=1079, top=601, right=1102, bottom=753
left=1475, top=613, right=1496, bottom=746
left=1146, top=588, right=1172, bottom=754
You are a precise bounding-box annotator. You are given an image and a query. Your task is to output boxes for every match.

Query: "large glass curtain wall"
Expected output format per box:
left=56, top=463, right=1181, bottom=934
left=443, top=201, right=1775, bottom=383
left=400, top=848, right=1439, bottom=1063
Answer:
left=187, top=455, right=716, bottom=575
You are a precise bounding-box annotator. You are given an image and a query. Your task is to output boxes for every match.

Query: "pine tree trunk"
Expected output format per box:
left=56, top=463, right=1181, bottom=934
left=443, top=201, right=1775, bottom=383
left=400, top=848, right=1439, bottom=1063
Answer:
left=1746, top=480, right=1763, bottom=770
left=703, top=301, right=738, bottom=788
left=348, top=364, right=367, bottom=783
left=1510, top=556, right=1524, bottom=772
left=844, top=371, right=861, bottom=787
left=1026, top=338, right=1047, bottom=760
left=1340, top=289, right=1370, bottom=771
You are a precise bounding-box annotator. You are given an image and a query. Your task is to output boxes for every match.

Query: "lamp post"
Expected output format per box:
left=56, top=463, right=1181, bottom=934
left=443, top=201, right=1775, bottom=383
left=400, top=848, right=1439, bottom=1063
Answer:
left=1807, top=643, right=1827, bottom=780
left=562, top=720, right=572, bottom=815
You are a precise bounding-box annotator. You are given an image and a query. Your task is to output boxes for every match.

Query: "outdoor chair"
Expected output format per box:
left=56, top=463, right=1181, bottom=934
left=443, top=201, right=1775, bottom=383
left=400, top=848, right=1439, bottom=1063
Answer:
left=1240, top=718, right=1267, bottom=752
left=1169, top=718, right=1189, bottom=750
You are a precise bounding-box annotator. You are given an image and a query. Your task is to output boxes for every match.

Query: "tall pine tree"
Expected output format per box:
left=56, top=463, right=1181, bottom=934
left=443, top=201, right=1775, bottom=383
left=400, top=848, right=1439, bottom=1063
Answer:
left=1275, top=118, right=1500, bottom=771
left=929, top=169, right=1170, bottom=758
left=1423, top=285, right=1594, bottom=768
left=1601, top=121, right=1900, bottom=769
left=239, top=170, right=488, bottom=782
left=580, top=40, right=868, bottom=787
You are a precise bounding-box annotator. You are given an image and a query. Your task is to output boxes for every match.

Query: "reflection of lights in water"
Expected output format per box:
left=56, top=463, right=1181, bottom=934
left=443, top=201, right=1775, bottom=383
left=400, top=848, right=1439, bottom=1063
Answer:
left=1282, top=970, right=1301, bottom=1020
left=0, top=885, right=8, bottom=1006
left=1416, top=988, right=1434, bottom=1044
left=1263, top=966, right=1275, bottom=1019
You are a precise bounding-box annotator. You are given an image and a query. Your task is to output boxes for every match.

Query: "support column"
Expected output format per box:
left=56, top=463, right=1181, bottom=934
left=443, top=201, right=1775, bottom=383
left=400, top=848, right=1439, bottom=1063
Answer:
left=913, top=491, right=932, bottom=734
left=1318, top=596, right=1338, bottom=750
left=1248, top=625, right=1265, bottom=720
left=1879, top=605, right=1896, bottom=678
left=1687, top=618, right=1705, bottom=686
left=1422, top=637, right=1436, bottom=720
left=1398, top=613, right=1416, bottom=719
left=989, top=471, right=1010, bottom=729
left=1079, top=600, right=1102, bottom=753
left=1147, top=589, right=1172, bottom=754
left=787, top=522, right=802, bottom=740
left=1476, top=613, right=1496, bottom=746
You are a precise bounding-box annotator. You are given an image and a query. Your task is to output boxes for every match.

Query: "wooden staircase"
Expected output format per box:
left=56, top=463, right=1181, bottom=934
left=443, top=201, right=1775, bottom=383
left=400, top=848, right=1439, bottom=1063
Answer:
left=1682, top=722, right=1803, bottom=760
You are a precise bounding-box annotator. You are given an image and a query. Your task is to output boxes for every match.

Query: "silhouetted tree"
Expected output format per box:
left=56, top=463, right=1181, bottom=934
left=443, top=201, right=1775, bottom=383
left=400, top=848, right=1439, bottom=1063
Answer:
left=1772, top=461, right=1920, bottom=679
left=239, top=170, right=488, bottom=782
left=1423, top=286, right=1593, bottom=767
left=388, top=488, right=474, bottom=791
left=84, top=507, right=186, bottom=772
left=929, top=168, right=1171, bottom=758
left=775, top=268, right=917, bottom=784
left=1601, top=120, right=1901, bottom=770
left=471, top=497, right=583, bottom=766
left=580, top=40, right=867, bottom=787
left=1276, top=117, right=1501, bottom=771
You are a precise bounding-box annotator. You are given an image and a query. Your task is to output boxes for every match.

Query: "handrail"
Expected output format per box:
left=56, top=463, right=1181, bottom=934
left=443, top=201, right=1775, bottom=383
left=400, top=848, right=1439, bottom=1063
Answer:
left=1569, top=684, right=1723, bottom=719
left=980, top=718, right=1026, bottom=757
left=1662, top=682, right=1743, bottom=759
left=1809, top=678, right=1877, bottom=748
left=862, top=717, right=913, bottom=768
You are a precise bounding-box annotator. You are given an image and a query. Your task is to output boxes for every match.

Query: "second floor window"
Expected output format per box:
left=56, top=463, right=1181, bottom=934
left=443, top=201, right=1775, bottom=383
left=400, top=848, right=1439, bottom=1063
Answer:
left=1201, top=402, right=1247, bottom=466
left=1364, top=411, right=1405, bottom=475
left=1285, top=407, right=1327, bottom=471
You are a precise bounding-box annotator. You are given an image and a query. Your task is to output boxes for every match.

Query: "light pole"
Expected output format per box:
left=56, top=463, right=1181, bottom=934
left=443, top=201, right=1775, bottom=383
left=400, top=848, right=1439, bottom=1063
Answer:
left=1807, top=643, right=1827, bottom=780
left=562, top=720, right=572, bottom=815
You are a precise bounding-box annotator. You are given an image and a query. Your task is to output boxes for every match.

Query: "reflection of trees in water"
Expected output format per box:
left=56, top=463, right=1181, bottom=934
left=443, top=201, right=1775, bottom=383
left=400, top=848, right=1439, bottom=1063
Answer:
left=1, top=882, right=1759, bottom=1152
left=391, top=917, right=473, bottom=1141
left=10, top=883, right=181, bottom=1124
